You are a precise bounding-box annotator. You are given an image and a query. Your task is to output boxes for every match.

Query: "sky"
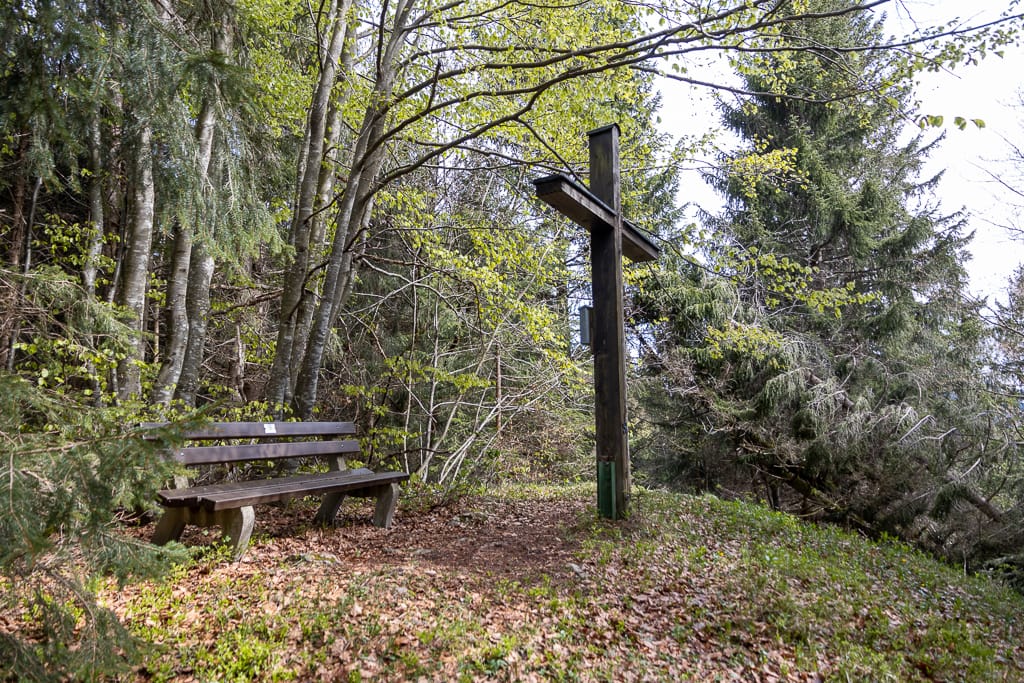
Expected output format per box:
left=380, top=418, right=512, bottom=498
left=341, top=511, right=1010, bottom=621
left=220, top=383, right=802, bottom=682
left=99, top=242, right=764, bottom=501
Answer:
left=901, top=1, right=1024, bottom=301
left=656, top=0, right=1024, bottom=303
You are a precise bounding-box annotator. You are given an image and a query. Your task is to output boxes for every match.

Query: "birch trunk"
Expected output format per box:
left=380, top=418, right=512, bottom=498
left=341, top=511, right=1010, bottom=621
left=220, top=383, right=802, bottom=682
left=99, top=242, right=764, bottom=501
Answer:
left=151, top=224, right=192, bottom=405
left=83, top=114, right=106, bottom=298
left=287, top=19, right=359, bottom=387
left=160, top=19, right=229, bottom=406
left=153, top=93, right=217, bottom=405
left=174, top=245, right=215, bottom=406
left=80, top=115, right=107, bottom=403
left=116, top=121, right=156, bottom=400
left=291, top=0, right=416, bottom=419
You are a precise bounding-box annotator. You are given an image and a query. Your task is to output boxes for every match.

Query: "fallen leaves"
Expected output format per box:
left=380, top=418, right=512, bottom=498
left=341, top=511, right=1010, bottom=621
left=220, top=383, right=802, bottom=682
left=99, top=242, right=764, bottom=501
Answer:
left=85, top=488, right=1024, bottom=682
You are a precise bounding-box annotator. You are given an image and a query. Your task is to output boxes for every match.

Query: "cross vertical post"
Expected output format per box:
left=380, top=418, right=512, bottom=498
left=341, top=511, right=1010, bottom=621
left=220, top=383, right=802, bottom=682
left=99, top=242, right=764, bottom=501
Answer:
left=588, top=125, right=629, bottom=518
left=532, top=124, right=659, bottom=520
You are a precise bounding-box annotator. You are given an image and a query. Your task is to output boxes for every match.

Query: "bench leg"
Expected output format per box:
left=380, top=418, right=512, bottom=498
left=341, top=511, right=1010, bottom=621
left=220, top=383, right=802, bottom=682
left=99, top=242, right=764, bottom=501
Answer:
left=218, top=506, right=255, bottom=560
left=152, top=508, right=187, bottom=545
left=313, top=491, right=348, bottom=526
left=313, top=454, right=350, bottom=526
left=153, top=506, right=255, bottom=560
left=372, top=483, right=401, bottom=528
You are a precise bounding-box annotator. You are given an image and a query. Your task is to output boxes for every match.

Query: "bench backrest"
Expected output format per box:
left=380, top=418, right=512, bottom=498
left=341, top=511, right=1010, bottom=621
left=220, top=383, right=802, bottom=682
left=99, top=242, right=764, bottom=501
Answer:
left=141, top=421, right=359, bottom=466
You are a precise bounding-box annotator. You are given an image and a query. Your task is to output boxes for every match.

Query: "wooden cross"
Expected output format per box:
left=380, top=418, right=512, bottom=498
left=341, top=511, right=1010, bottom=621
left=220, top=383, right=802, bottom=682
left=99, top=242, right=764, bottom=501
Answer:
left=533, top=124, right=659, bottom=519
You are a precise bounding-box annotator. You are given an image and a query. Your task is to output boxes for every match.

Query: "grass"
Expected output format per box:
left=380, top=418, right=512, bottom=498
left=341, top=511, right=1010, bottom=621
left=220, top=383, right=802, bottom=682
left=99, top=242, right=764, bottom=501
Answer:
left=92, top=484, right=1024, bottom=681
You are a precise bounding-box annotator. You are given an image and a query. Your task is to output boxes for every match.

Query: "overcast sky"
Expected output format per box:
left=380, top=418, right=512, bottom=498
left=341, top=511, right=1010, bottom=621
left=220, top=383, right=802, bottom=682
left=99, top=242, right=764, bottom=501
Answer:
left=901, top=1, right=1024, bottom=301
left=656, top=0, right=1023, bottom=302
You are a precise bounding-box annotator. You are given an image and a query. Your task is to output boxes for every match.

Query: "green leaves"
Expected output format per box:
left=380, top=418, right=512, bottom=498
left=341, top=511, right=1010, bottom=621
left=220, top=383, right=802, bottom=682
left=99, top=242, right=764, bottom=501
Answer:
left=636, top=0, right=1010, bottom=582
left=917, top=114, right=986, bottom=130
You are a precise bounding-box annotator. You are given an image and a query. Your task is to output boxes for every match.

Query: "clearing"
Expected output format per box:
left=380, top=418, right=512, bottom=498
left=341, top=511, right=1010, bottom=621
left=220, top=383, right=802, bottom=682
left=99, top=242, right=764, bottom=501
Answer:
left=101, top=484, right=1024, bottom=682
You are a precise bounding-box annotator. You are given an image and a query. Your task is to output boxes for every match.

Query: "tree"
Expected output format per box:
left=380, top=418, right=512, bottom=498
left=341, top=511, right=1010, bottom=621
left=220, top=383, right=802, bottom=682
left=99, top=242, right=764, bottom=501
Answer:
left=4, top=0, right=1019, bottom=412
left=5, top=0, right=1024, bottom=676
left=265, top=0, right=1024, bottom=418
left=636, top=0, right=1023, bottom=570
left=0, top=368, right=188, bottom=680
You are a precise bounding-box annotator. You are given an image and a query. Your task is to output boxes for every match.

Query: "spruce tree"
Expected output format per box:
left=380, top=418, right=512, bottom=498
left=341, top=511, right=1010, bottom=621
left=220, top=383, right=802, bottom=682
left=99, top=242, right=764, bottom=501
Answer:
left=640, top=1, right=1019, bottom=567
left=0, top=369, right=189, bottom=680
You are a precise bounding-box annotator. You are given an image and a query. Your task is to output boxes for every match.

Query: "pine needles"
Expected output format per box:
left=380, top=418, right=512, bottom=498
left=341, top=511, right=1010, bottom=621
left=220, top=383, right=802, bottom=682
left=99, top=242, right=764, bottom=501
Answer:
left=0, top=374, right=187, bottom=681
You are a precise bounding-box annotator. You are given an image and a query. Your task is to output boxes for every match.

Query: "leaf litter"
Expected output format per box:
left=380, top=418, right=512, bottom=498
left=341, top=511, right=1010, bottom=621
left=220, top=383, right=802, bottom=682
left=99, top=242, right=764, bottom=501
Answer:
left=85, top=487, right=1024, bottom=681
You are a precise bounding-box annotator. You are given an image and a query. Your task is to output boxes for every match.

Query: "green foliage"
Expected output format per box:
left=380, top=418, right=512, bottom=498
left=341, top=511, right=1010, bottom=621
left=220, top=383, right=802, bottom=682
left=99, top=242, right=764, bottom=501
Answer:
left=6, top=266, right=136, bottom=401
left=337, top=175, right=592, bottom=481
left=35, top=215, right=117, bottom=279
left=0, top=373, right=188, bottom=681
left=635, top=0, right=1024, bottom=577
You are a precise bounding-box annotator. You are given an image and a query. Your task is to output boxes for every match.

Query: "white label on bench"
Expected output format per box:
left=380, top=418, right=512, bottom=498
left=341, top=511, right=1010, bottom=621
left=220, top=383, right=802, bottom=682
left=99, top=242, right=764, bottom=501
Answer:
left=263, top=423, right=277, bottom=434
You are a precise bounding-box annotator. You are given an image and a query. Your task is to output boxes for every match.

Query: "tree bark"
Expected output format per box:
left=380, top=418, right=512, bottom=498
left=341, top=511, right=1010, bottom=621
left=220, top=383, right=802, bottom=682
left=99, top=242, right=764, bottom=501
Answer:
left=5, top=134, right=30, bottom=269
left=151, top=223, right=193, bottom=405
left=175, top=244, right=215, bottom=406
left=291, top=0, right=415, bottom=419
left=158, top=17, right=229, bottom=406
left=288, top=19, right=358, bottom=391
left=1, top=135, right=30, bottom=370
left=83, top=114, right=106, bottom=298
left=152, top=94, right=217, bottom=405
left=266, top=0, right=352, bottom=409
left=80, top=115, right=105, bottom=405
left=116, top=121, right=156, bottom=400
left=5, top=176, right=42, bottom=373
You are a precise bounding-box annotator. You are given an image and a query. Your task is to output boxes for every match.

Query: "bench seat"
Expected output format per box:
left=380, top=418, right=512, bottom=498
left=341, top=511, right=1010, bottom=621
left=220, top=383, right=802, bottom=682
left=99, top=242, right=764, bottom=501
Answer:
left=144, top=421, right=408, bottom=559
left=157, top=467, right=408, bottom=511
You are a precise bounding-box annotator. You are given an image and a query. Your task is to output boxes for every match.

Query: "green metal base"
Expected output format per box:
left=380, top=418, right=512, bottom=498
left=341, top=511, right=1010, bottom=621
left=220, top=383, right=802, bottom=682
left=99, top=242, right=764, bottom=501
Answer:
left=597, top=460, right=616, bottom=519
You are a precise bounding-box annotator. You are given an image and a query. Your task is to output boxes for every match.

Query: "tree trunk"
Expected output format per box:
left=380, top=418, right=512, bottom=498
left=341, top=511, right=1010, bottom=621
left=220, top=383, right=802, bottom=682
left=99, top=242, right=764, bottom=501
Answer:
left=116, top=121, right=156, bottom=400
left=83, top=114, right=106, bottom=298
left=152, top=99, right=217, bottom=404
left=291, top=182, right=369, bottom=419
left=291, top=95, right=394, bottom=418
left=175, top=244, right=215, bottom=406
left=157, top=18, right=229, bottom=406
left=151, top=224, right=192, bottom=405
left=266, top=0, right=351, bottom=409
left=288, top=19, right=358, bottom=390
left=5, top=176, right=42, bottom=373
left=5, top=134, right=30, bottom=269
left=1, top=135, right=30, bottom=370
left=291, top=0, right=416, bottom=418
left=82, top=119, right=110, bottom=403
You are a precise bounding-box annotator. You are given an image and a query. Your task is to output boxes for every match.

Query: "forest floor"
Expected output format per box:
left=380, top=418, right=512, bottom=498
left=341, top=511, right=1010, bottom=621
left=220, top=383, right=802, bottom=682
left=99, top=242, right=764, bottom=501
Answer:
left=103, top=483, right=1024, bottom=682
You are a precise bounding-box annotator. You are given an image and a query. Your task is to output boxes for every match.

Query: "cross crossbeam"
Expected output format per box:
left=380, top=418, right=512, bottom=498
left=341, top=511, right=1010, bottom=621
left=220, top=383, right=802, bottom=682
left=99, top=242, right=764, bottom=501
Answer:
left=532, top=124, right=660, bottom=519
left=533, top=174, right=659, bottom=263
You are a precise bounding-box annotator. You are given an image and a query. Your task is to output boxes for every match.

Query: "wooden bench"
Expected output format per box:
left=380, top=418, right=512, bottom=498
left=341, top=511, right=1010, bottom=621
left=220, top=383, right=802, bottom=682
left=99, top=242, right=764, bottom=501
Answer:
left=143, top=421, right=409, bottom=558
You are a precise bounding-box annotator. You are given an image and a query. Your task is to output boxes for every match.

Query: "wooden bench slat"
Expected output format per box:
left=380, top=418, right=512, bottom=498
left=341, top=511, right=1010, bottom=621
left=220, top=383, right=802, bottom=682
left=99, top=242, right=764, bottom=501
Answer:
left=141, top=421, right=356, bottom=440
left=158, top=467, right=377, bottom=504
left=149, top=420, right=407, bottom=558
left=159, top=469, right=409, bottom=511
left=203, top=471, right=408, bottom=510
left=174, top=439, right=360, bottom=465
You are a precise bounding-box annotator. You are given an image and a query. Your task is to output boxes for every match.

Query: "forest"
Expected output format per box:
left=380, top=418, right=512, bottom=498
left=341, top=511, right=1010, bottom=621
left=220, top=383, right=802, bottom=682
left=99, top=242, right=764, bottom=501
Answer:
left=5, top=0, right=1024, bottom=679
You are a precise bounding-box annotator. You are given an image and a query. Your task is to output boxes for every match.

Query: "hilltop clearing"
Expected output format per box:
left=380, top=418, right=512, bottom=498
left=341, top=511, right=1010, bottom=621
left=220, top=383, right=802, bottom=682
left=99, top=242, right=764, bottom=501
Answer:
left=94, top=485, right=1024, bottom=682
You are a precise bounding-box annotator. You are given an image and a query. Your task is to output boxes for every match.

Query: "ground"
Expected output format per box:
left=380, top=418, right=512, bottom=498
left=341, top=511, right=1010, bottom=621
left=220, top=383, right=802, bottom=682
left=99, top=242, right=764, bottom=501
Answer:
left=92, top=485, right=1024, bottom=681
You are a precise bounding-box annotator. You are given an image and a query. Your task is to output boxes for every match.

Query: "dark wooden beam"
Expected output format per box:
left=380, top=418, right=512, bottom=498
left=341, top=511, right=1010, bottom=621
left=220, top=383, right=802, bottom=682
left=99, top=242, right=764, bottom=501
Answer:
left=141, top=421, right=357, bottom=440
left=533, top=173, right=660, bottom=263
left=587, top=125, right=629, bottom=519
left=532, top=124, right=661, bottom=520
left=175, top=439, right=361, bottom=466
